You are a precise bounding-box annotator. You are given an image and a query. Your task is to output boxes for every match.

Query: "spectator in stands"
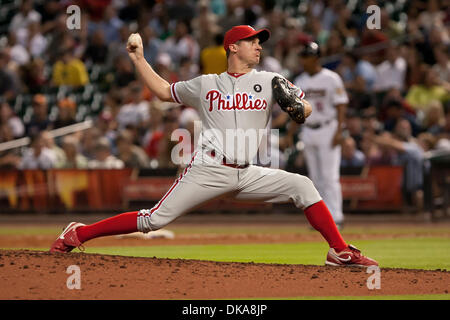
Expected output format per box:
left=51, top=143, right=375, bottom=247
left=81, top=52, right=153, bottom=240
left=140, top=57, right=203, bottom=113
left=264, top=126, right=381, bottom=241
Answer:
left=320, top=0, right=341, bottom=32
left=140, top=25, right=162, bottom=68
left=417, top=0, right=445, bottom=32
left=58, top=135, right=88, bottom=169
left=274, top=21, right=311, bottom=77
left=338, top=52, right=365, bottom=91
left=19, top=131, right=56, bottom=170
left=359, top=22, right=389, bottom=65
left=45, top=17, right=78, bottom=64
left=0, top=50, right=20, bottom=101
left=53, top=98, right=77, bottom=129
left=35, top=0, right=61, bottom=34
left=26, top=21, right=47, bottom=59
left=345, top=110, right=364, bottom=150
left=9, top=0, right=42, bottom=37
left=178, top=57, right=200, bottom=81
left=369, top=119, right=425, bottom=208
left=7, top=31, right=29, bottom=66
left=52, top=47, right=89, bottom=87
left=83, top=29, right=109, bottom=65
left=0, top=101, right=25, bottom=139
left=111, top=54, right=136, bottom=89
left=417, top=132, right=437, bottom=153
left=360, top=131, right=393, bottom=166
left=20, top=57, right=47, bottom=94
left=337, top=52, right=375, bottom=110
left=148, top=3, right=172, bottom=40
left=0, top=124, right=22, bottom=169
left=142, top=99, right=165, bottom=154
left=253, top=8, right=284, bottom=56
left=191, top=1, right=221, bottom=50
left=374, top=45, right=407, bottom=93
left=161, top=19, right=200, bottom=67
left=40, top=130, right=65, bottom=168
left=102, top=90, right=123, bottom=127
left=116, top=129, right=149, bottom=168
left=360, top=107, right=383, bottom=134
left=167, top=0, right=196, bottom=24
left=355, top=53, right=377, bottom=92
left=88, top=137, right=124, bottom=169
left=200, top=33, right=227, bottom=75
left=405, top=66, right=450, bottom=113
left=106, top=24, right=131, bottom=68
left=87, top=5, right=123, bottom=44
left=118, top=0, right=141, bottom=23
left=341, top=136, right=366, bottom=168
left=381, top=99, right=421, bottom=137
left=379, top=88, right=416, bottom=116
left=306, top=17, right=328, bottom=47
left=334, top=6, right=358, bottom=47
left=177, top=106, right=200, bottom=162
left=217, top=0, right=245, bottom=32
left=26, top=94, right=52, bottom=137
left=432, top=46, right=450, bottom=84
left=322, top=30, right=345, bottom=71
left=80, top=127, right=101, bottom=160
left=116, top=83, right=150, bottom=130
left=415, top=24, right=449, bottom=67
left=96, top=109, right=118, bottom=147
left=422, top=100, right=446, bottom=135
left=257, top=53, right=283, bottom=73
left=154, top=53, right=179, bottom=84
left=145, top=114, right=179, bottom=169
left=379, top=7, right=404, bottom=41
left=210, top=0, right=226, bottom=17
left=402, top=44, right=424, bottom=88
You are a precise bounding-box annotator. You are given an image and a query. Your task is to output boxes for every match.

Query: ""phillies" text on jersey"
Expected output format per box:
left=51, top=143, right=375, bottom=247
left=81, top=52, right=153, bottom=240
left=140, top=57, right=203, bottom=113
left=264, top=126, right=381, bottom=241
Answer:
left=205, top=90, right=267, bottom=112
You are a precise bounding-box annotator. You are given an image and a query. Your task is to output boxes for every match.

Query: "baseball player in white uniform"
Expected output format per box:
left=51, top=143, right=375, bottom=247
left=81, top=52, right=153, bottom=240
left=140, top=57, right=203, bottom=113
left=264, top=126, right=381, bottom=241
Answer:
left=294, top=42, right=348, bottom=228
left=50, top=26, right=377, bottom=267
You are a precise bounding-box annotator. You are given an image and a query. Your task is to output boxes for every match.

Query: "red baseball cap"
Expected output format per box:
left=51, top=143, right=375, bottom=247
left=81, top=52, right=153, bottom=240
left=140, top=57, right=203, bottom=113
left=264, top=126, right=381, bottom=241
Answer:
left=223, top=25, right=270, bottom=51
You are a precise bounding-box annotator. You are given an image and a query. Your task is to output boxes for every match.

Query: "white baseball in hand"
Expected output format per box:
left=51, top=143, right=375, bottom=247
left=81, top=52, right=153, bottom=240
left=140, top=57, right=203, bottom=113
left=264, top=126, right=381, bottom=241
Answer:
left=127, top=33, right=142, bottom=49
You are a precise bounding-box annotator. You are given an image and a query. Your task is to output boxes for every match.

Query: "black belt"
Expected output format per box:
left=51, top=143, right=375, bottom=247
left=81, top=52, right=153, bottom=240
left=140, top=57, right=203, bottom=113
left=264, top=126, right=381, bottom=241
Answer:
left=206, top=150, right=249, bottom=169
left=305, top=119, right=332, bottom=129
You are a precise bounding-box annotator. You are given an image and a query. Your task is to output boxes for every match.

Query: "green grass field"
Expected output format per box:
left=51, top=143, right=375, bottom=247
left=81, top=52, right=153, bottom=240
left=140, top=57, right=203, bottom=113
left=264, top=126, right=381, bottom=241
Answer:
left=77, top=237, right=449, bottom=270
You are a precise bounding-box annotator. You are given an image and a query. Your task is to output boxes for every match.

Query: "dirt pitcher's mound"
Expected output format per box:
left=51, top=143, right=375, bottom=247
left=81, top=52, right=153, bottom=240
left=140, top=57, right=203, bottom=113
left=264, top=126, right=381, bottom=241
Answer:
left=0, top=249, right=448, bottom=299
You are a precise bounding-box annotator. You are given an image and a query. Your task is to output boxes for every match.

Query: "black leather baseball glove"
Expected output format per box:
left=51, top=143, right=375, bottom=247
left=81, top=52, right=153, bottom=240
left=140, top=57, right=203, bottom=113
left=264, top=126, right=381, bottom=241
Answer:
left=272, top=76, right=306, bottom=124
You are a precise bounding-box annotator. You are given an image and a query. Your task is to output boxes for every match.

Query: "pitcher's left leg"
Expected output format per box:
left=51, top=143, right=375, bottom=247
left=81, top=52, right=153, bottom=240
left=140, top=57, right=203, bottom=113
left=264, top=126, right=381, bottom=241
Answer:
left=233, top=166, right=377, bottom=266
left=234, top=166, right=346, bottom=251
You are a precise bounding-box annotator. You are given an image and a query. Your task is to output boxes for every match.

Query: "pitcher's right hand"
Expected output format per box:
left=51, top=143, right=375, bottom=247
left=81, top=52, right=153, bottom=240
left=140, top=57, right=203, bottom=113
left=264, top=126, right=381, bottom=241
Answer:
left=127, top=33, right=144, bottom=62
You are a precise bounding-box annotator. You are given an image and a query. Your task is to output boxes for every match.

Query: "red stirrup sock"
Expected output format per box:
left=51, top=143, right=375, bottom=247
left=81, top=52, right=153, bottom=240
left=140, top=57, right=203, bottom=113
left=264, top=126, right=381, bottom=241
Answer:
left=76, top=211, right=138, bottom=243
left=304, top=200, right=347, bottom=252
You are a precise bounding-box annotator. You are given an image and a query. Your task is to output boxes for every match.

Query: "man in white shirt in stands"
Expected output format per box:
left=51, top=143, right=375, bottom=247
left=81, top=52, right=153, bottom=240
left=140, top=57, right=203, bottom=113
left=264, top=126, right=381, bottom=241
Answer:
left=374, top=45, right=407, bottom=92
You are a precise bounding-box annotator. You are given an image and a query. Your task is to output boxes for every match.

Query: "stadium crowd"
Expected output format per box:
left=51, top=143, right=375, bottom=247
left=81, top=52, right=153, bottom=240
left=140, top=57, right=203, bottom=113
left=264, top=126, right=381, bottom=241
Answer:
left=0, top=0, right=449, bottom=206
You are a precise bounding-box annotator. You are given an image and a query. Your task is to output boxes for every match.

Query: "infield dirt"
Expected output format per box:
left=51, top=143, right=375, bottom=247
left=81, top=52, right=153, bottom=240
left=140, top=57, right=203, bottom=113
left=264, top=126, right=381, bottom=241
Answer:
left=0, top=249, right=449, bottom=299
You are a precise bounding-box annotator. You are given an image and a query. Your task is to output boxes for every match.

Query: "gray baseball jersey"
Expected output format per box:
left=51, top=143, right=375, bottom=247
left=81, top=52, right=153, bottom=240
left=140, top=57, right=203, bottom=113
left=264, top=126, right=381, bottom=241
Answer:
left=137, top=70, right=321, bottom=233
left=170, top=70, right=304, bottom=164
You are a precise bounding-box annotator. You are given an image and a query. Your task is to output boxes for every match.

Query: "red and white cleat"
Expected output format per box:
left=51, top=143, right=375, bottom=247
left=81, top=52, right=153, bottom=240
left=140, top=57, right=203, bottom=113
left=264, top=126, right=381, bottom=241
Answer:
left=49, top=222, right=85, bottom=253
left=325, top=244, right=378, bottom=267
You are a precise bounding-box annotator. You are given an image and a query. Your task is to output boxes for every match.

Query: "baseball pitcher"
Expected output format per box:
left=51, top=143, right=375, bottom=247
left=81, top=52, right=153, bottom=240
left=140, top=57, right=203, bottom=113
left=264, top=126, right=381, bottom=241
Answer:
left=50, top=26, right=377, bottom=267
